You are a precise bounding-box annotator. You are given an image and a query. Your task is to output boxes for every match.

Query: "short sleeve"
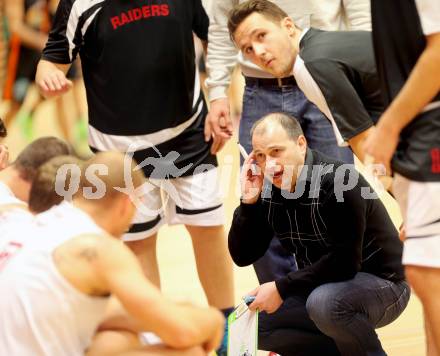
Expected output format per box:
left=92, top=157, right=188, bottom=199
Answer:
left=415, top=0, right=440, bottom=35
left=192, top=0, right=209, bottom=41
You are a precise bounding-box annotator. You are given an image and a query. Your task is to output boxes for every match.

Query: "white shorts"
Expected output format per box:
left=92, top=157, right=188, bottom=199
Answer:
left=139, top=332, right=162, bottom=345
left=123, top=167, right=224, bottom=241
left=393, top=174, right=440, bottom=268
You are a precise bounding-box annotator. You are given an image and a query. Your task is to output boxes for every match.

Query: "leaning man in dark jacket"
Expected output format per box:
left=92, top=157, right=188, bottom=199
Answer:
left=229, top=112, right=410, bottom=356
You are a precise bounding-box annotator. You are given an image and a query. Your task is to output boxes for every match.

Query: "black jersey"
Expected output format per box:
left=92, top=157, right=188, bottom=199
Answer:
left=42, top=0, right=215, bottom=177
left=293, top=28, right=384, bottom=146
left=372, top=0, right=440, bottom=181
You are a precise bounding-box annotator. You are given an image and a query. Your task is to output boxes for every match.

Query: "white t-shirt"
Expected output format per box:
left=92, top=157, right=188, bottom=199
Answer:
left=0, top=202, right=109, bottom=356
left=415, top=0, right=440, bottom=35
left=0, top=181, right=26, bottom=207
left=0, top=208, right=33, bottom=243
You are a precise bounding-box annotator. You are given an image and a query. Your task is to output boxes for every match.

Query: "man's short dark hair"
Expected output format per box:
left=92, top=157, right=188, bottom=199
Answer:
left=0, top=118, right=6, bottom=138
left=14, top=137, right=72, bottom=182
left=29, top=155, right=84, bottom=213
left=228, top=0, right=288, bottom=37
left=251, top=112, right=304, bottom=140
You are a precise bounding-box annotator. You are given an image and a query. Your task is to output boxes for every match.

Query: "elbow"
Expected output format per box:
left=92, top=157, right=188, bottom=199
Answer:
left=232, top=256, right=252, bottom=267
left=228, top=245, right=252, bottom=267
left=228, top=240, right=254, bottom=267
left=230, top=249, right=260, bottom=267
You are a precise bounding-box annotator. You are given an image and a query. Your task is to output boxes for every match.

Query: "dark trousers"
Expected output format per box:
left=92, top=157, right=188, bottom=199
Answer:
left=259, top=273, right=410, bottom=356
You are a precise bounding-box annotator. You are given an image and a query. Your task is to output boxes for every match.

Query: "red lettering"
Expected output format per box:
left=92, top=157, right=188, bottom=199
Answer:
left=151, top=5, right=160, bottom=16
left=120, top=13, right=130, bottom=26
left=110, top=16, right=121, bottom=30
left=112, top=4, right=169, bottom=30
left=133, top=8, right=142, bottom=20
left=161, top=4, right=169, bottom=16
left=142, top=5, right=150, bottom=18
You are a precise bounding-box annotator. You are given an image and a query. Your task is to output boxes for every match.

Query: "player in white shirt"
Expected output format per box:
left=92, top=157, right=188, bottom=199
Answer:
left=0, top=136, right=71, bottom=208
left=0, top=155, right=84, bottom=242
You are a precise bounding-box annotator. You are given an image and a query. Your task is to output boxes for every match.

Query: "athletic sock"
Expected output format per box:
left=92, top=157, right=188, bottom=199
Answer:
left=216, top=307, right=235, bottom=356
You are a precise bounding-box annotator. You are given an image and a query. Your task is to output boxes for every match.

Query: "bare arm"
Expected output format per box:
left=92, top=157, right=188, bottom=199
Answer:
left=5, top=0, right=48, bottom=51
left=347, top=126, right=375, bottom=163
left=364, top=33, right=440, bottom=170
left=35, top=59, right=73, bottom=98
left=203, top=0, right=238, bottom=153
left=95, top=237, right=224, bottom=352
left=375, top=33, right=440, bottom=134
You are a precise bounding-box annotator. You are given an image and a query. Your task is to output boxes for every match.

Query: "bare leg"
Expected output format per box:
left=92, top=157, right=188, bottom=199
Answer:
left=5, top=85, right=42, bottom=140
left=2, top=85, right=41, bottom=128
left=406, top=265, right=440, bottom=354
left=71, top=78, right=87, bottom=119
left=2, top=100, right=20, bottom=128
left=425, top=315, right=440, bottom=356
left=18, top=84, right=42, bottom=115
left=86, top=330, right=206, bottom=356
left=54, top=95, right=72, bottom=143
left=186, top=225, right=234, bottom=309
left=125, top=234, right=161, bottom=288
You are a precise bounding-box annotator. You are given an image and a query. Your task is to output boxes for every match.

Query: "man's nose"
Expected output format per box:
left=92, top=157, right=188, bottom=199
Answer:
left=253, top=43, right=266, bottom=57
left=266, top=158, right=278, bottom=172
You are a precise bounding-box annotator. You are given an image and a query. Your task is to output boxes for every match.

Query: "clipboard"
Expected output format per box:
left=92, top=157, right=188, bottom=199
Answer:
left=227, top=301, right=258, bottom=356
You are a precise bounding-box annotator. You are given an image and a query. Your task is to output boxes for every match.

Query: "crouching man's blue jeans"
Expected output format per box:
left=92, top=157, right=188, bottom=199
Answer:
left=259, top=272, right=410, bottom=356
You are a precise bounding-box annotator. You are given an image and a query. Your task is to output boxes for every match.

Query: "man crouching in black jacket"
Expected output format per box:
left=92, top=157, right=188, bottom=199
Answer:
left=229, top=112, right=409, bottom=356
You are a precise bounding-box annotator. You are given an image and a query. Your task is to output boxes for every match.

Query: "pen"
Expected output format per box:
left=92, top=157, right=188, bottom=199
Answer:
left=238, top=142, right=249, bottom=159
left=237, top=142, right=258, bottom=175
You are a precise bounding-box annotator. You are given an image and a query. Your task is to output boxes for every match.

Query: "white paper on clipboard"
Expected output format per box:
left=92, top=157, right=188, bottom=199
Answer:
left=227, top=302, right=258, bottom=356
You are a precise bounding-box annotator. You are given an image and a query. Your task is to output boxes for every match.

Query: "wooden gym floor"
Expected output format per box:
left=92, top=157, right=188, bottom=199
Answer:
left=0, top=78, right=426, bottom=355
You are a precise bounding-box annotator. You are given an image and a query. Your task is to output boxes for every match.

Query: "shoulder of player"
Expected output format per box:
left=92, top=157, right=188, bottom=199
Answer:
left=61, top=232, right=122, bottom=264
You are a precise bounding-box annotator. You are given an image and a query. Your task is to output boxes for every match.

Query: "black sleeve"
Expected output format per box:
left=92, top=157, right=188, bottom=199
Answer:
left=192, top=0, right=209, bottom=41
left=42, top=0, right=83, bottom=64
left=228, top=201, right=274, bottom=267
left=275, top=171, right=366, bottom=299
left=305, top=59, right=375, bottom=141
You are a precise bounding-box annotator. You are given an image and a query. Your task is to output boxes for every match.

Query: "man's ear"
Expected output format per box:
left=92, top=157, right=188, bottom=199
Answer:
left=281, top=17, right=295, bottom=35
left=297, top=135, right=307, bottom=154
